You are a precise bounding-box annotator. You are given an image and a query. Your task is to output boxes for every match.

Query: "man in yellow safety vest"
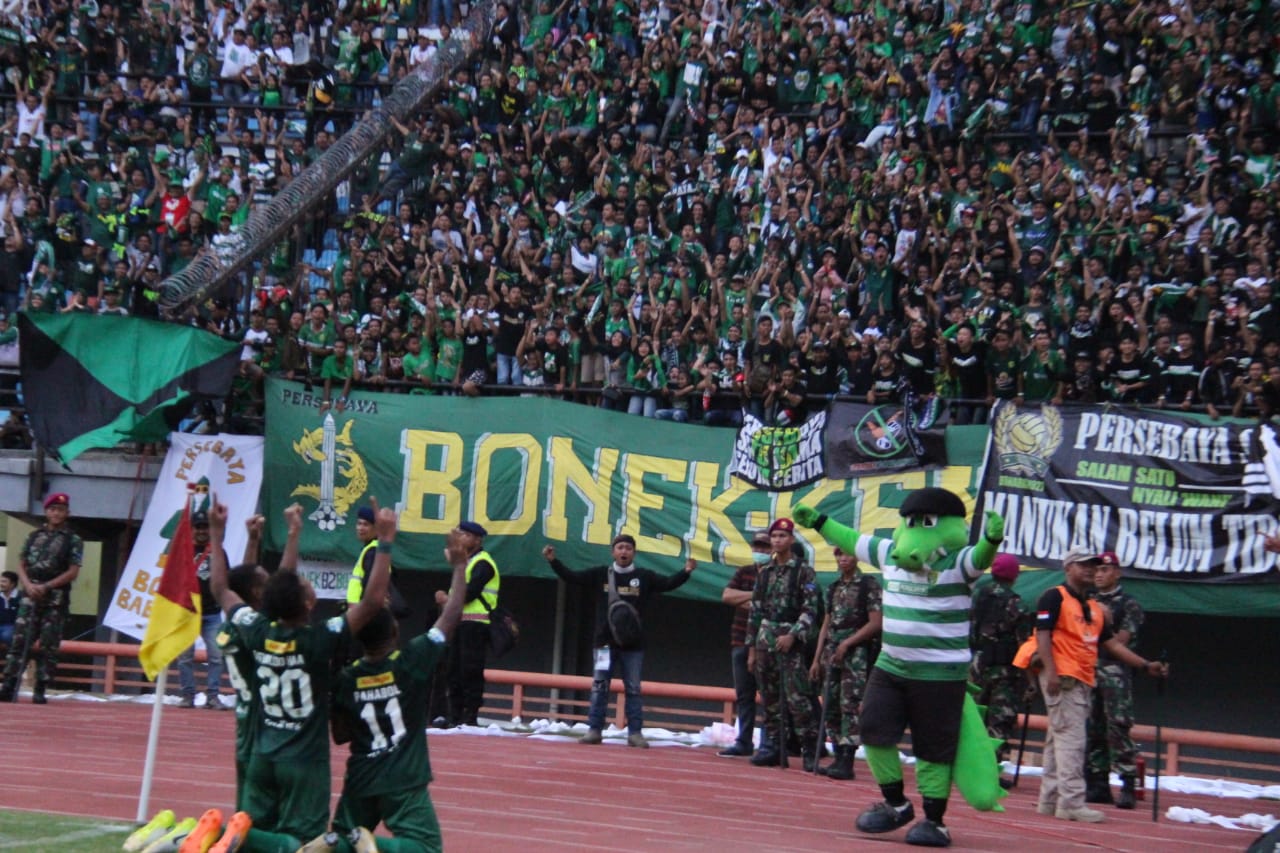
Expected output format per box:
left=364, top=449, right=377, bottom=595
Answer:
left=444, top=520, right=499, bottom=727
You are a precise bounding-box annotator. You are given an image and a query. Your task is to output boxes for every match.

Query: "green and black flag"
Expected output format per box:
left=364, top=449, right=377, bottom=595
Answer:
left=19, top=312, right=240, bottom=464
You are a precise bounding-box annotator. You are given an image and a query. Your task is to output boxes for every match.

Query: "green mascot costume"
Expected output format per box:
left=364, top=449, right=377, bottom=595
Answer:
left=795, top=488, right=1006, bottom=848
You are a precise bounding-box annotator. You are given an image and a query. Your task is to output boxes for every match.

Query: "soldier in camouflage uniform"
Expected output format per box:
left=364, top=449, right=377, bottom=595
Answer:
left=1086, top=552, right=1145, bottom=809
left=810, top=546, right=883, bottom=780
left=747, top=518, right=822, bottom=771
left=969, top=553, right=1029, bottom=771
left=0, top=493, right=83, bottom=704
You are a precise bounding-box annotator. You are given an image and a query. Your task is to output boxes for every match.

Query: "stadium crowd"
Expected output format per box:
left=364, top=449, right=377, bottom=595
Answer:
left=2, top=0, right=1280, bottom=434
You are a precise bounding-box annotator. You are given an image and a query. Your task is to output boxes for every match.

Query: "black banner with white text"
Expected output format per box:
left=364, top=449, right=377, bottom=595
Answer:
left=977, top=402, right=1280, bottom=582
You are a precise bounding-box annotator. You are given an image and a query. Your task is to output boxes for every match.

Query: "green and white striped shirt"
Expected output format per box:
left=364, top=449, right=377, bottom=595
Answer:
left=853, top=534, right=983, bottom=682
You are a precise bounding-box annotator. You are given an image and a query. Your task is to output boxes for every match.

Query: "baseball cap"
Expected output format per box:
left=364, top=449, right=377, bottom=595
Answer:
left=1062, top=548, right=1106, bottom=567
left=357, top=506, right=375, bottom=523
left=459, top=520, right=488, bottom=537
left=751, top=531, right=772, bottom=548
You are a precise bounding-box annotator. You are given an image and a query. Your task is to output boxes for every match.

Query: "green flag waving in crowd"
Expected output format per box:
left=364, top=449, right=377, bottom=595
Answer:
left=18, top=313, right=240, bottom=464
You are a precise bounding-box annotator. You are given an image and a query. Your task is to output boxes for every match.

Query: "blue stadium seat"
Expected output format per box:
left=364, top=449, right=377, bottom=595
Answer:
left=322, top=229, right=339, bottom=250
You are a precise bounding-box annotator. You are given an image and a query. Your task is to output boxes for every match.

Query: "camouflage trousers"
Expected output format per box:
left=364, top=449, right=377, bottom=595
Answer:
left=1087, top=663, right=1137, bottom=777
left=2, top=600, right=66, bottom=686
left=972, top=664, right=1025, bottom=759
left=755, top=637, right=817, bottom=747
left=818, top=643, right=868, bottom=747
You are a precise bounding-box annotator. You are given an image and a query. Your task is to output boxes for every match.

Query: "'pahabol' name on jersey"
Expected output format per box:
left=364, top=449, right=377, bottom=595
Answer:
left=852, top=535, right=984, bottom=681
left=333, top=628, right=446, bottom=796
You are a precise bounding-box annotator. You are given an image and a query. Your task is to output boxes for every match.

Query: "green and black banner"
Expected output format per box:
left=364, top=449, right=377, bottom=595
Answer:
left=977, top=401, right=1280, bottom=582
left=824, top=400, right=948, bottom=476
left=729, top=411, right=829, bottom=491
left=19, top=312, right=240, bottom=463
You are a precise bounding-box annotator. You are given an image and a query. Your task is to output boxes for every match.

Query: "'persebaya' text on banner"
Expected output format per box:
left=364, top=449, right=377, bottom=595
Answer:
left=977, top=401, right=1280, bottom=580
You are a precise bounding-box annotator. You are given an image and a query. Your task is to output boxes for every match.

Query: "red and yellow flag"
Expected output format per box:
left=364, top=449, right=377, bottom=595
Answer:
left=138, top=504, right=202, bottom=680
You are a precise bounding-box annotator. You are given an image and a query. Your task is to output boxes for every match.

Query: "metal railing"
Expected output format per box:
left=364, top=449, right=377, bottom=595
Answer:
left=43, top=640, right=1280, bottom=781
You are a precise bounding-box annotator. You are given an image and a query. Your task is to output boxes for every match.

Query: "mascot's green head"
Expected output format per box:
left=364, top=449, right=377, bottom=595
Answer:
left=890, top=487, right=970, bottom=573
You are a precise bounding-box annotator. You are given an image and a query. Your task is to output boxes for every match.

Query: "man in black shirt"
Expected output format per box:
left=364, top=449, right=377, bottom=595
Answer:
left=802, top=341, right=844, bottom=396
left=1197, top=339, right=1238, bottom=419
left=743, top=315, right=787, bottom=419
left=898, top=319, right=939, bottom=397
left=1161, top=331, right=1201, bottom=409
left=490, top=281, right=532, bottom=386
left=1104, top=336, right=1154, bottom=403
left=944, top=324, right=988, bottom=424
left=1082, top=73, right=1119, bottom=137
left=542, top=536, right=694, bottom=748
left=1062, top=351, right=1102, bottom=404
left=768, top=365, right=809, bottom=426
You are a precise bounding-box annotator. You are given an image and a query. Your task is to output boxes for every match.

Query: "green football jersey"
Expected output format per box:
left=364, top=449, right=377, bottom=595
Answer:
left=229, top=604, right=349, bottom=761
left=333, top=630, right=446, bottom=796
left=216, top=618, right=259, bottom=764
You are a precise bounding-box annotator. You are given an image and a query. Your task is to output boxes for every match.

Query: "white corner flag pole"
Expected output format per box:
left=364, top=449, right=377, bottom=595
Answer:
left=136, top=669, right=168, bottom=823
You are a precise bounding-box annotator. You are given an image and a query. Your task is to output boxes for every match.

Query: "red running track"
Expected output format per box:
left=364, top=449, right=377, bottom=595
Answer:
left=0, top=698, right=1249, bottom=852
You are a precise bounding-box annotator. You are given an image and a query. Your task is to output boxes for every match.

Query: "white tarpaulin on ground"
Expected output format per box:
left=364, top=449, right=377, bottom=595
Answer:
left=102, top=433, right=264, bottom=640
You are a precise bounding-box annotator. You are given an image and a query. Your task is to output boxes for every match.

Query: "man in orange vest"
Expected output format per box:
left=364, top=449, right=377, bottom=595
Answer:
left=1025, top=549, right=1168, bottom=824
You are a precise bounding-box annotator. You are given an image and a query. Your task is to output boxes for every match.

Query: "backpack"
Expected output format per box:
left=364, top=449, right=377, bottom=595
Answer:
left=607, top=567, right=643, bottom=648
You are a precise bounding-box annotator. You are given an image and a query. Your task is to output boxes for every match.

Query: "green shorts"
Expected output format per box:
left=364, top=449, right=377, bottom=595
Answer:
left=333, top=786, right=440, bottom=853
left=241, top=755, right=331, bottom=842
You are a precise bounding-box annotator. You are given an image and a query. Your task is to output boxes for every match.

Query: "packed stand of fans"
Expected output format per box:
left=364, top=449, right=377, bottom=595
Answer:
left=1, top=0, right=1279, bottom=438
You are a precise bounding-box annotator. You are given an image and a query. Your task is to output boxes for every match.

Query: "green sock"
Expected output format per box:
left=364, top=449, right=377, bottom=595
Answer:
left=242, top=827, right=303, bottom=853
left=916, top=759, right=954, bottom=800
left=863, top=743, right=903, bottom=786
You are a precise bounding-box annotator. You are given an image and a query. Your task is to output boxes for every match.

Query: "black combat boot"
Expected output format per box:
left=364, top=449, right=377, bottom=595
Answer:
left=32, top=681, right=47, bottom=704
left=750, top=745, right=780, bottom=767
left=824, top=742, right=855, bottom=778
left=1085, top=769, right=1113, bottom=804
left=1116, top=775, right=1136, bottom=809
left=801, top=747, right=818, bottom=773
left=0, top=680, right=15, bottom=702
left=825, top=745, right=856, bottom=780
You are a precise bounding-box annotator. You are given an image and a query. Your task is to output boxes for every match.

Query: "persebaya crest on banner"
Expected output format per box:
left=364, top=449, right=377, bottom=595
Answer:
left=991, top=402, right=1063, bottom=481
left=292, top=413, right=370, bottom=531
left=977, top=401, right=1280, bottom=581
left=729, top=412, right=828, bottom=491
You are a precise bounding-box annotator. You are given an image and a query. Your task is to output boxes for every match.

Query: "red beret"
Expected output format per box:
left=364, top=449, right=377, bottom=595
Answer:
left=769, top=518, right=795, bottom=535
left=44, top=493, right=70, bottom=509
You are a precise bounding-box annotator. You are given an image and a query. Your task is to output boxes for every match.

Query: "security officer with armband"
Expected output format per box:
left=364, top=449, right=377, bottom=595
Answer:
left=445, top=521, right=499, bottom=728
left=747, top=518, right=821, bottom=770
left=1086, top=551, right=1145, bottom=809
left=969, top=553, right=1028, bottom=785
